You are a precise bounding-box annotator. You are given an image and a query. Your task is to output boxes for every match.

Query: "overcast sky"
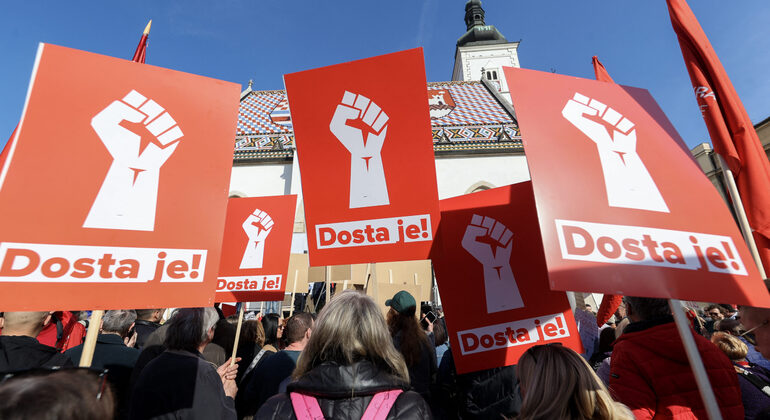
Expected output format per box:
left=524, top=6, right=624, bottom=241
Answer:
left=1, top=1, right=768, bottom=150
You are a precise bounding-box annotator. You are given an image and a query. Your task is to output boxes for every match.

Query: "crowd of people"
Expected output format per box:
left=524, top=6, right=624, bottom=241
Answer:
left=2, top=292, right=770, bottom=419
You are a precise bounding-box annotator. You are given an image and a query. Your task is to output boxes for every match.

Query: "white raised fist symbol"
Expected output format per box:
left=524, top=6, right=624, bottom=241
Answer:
left=329, top=91, right=390, bottom=209
left=83, top=90, right=184, bottom=231
left=561, top=93, right=668, bottom=213
left=240, top=209, right=274, bottom=269
left=462, top=214, right=524, bottom=313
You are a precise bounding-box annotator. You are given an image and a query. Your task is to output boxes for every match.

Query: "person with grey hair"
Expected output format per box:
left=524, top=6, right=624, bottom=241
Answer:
left=129, top=307, right=239, bottom=420
left=609, top=297, right=743, bottom=419
left=66, top=310, right=140, bottom=419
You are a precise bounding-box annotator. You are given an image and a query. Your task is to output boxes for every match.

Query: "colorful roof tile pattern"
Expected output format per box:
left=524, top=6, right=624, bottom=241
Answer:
left=233, top=81, right=521, bottom=161
left=427, top=82, right=514, bottom=126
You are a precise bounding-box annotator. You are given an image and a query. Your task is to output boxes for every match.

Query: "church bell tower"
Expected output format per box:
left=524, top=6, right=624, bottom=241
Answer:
left=451, top=0, right=520, bottom=103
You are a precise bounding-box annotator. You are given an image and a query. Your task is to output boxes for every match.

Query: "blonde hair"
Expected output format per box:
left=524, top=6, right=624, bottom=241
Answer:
left=711, top=332, right=748, bottom=361
left=293, top=290, right=409, bottom=382
left=517, top=344, right=634, bottom=420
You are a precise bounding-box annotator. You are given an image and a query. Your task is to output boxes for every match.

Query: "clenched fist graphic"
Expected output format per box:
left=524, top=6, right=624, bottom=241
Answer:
left=562, top=93, right=668, bottom=213
left=462, top=214, right=524, bottom=313
left=329, top=91, right=390, bottom=209
left=240, top=209, right=274, bottom=269
left=83, top=90, right=184, bottom=231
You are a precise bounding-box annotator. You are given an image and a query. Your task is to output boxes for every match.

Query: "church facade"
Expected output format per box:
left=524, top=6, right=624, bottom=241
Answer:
left=229, top=0, right=529, bottom=258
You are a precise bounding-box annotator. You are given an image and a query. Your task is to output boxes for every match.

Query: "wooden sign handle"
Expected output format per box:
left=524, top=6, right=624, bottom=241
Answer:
left=230, top=303, right=245, bottom=366
left=79, top=310, right=104, bottom=367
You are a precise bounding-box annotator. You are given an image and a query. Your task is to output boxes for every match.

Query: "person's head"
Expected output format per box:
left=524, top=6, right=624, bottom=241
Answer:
left=385, top=290, right=429, bottom=366
left=433, top=318, right=448, bottom=347
left=597, top=326, right=616, bottom=354
left=240, top=320, right=266, bottom=348
left=1, top=312, right=52, bottom=337
left=705, top=304, right=726, bottom=321
left=294, top=290, right=409, bottom=382
left=134, top=309, right=163, bottom=323
left=739, top=306, right=770, bottom=358
left=623, top=297, right=670, bottom=322
left=101, top=310, right=137, bottom=338
left=517, top=344, right=633, bottom=420
left=261, top=313, right=282, bottom=347
left=585, top=304, right=593, bottom=311
left=283, top=312, right=313, bottom=349
left=0, top=369, right=115, bottom=420
left=711, top=332, right=748, bottom=362
left=164, top=307, right=218, bottom=353
left=720, top=304, right=737, bottom=317
left=714, top=318, right=745, bottom=336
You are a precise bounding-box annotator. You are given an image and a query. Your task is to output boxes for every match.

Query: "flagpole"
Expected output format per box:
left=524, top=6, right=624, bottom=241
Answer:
left=669, top=299, right=723, bottom=420
left=715, top=153, right=767, bottom=278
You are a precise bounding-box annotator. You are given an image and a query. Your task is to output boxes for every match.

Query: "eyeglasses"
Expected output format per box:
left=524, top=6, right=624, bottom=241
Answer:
left=0, top=367, right=109, bottom=400
left=741, top=320, right=770, bottom=337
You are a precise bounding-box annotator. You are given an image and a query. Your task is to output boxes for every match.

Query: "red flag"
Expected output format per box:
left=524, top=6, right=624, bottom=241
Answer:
left=0, top=127, right=14, bottom=170
left=590, top=56, right=624, bottom=326
left=592, top=56, right=614, bottom=83
left=132, top=20, right=152, bottom=64
left=667, top=0, right=770, bottom=273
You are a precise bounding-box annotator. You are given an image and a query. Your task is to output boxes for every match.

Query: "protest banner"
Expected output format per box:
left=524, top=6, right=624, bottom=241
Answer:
left=503, top=67, right=770, bottom=307
left=0, top=43, right=240, bottom=311
left=215, top=195, right=297, bottom=303
left=432, top=181, right=582, bottom=374
left=284, top=48, right=440, bottom=266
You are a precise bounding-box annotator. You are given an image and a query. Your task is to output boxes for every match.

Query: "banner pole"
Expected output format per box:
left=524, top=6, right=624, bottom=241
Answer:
left=78, top=310, right=104, bottom=367
left=669, top=299, right=722, bottom=420
left=364, top=263, right=372, bottom=289
left=289, top=270, right=298, bottom=317
left=230, top=303, right=244, bottom=366
left=715, top=154, right=767, bottom=278
left=325, top=266, right=331, bottom=307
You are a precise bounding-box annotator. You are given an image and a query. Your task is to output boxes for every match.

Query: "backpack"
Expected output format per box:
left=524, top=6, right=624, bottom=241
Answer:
left=290, top=389, right=403, bottom=420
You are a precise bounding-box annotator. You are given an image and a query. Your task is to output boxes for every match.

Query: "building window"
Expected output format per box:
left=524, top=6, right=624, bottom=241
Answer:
left=485, top=70, right=499, bottom=81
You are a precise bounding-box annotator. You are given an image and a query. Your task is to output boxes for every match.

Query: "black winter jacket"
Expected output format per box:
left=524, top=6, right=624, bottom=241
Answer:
left=256, top=360, right=432, bottom=420
left=0, top=335, right=73, bottom=372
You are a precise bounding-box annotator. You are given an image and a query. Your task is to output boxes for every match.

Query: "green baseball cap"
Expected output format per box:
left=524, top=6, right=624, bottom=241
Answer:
left=385, top=290, right=416, bottom=314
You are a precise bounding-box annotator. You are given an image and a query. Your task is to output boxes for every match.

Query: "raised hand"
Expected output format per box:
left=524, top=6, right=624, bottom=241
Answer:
left=240, top=209, right=274, bottom=269
left=84, top=90, right=184, bottom=231
left=329, top=91, right=390, bottom=208
left=462, top=214, right=524, bottom=313
left=561, top=93, right=668, bottom=213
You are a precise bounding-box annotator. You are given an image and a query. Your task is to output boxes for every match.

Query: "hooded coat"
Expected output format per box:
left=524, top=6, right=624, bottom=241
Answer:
left=609, top=316, right=743, bottom=419
left=255, top=360, right=432, bottom=420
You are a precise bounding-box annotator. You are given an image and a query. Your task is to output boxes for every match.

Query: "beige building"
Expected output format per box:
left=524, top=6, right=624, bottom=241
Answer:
left=690, top=115, right=770, bottom=216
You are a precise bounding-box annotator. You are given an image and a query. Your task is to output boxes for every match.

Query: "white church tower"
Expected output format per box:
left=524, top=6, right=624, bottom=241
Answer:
left=451, top=0, right=520, bottom=103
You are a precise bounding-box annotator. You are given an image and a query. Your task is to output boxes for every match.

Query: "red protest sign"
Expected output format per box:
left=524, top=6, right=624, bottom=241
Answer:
left=0, top=44, right=240, bottom=311
left=503, top=67, right=770, bottom=306
left=433, top=182, right=582, bottom=374
left=215, top=195, right=297, bottom=303
left=284, top=48, right=440, bottom=266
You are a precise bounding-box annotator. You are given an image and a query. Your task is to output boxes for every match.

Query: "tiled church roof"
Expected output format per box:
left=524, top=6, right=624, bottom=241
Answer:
left=234, top=80, right=521, bottom=161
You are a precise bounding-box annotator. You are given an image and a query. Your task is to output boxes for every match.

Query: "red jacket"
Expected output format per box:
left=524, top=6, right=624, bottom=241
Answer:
left=609, top=318, right=743, bottom=419
left=37, top=311, right=86, bottom=352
